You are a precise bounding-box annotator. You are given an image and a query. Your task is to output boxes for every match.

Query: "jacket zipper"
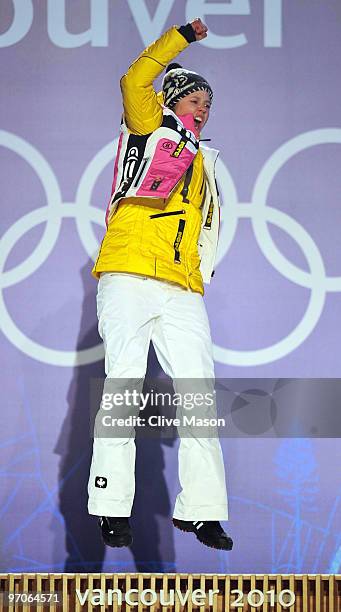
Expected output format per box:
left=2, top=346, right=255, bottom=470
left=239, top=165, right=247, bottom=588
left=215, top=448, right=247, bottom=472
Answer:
left=149, top=209, right=186, bottom=219
left=180, top=163, right=194, bottom=203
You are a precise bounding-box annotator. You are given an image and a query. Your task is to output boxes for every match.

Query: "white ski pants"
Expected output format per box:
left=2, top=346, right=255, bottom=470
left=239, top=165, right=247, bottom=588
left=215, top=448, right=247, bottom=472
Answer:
left=87, top=272, right=228, bottom=520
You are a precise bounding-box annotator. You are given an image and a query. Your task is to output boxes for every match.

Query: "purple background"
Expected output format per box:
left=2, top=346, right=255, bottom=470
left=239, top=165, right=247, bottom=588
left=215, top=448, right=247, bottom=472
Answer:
left=0, top=0, right=340, bottom=573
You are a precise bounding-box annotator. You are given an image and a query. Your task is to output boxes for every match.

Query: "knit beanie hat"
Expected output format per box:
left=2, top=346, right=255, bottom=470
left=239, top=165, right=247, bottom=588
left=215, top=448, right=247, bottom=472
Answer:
left=162, top=63, right=213, bottom=110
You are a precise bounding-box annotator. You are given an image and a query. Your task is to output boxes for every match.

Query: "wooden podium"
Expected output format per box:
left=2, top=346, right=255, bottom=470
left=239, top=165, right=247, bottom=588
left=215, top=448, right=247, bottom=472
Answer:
left=0, top=573, right=340, bottom=610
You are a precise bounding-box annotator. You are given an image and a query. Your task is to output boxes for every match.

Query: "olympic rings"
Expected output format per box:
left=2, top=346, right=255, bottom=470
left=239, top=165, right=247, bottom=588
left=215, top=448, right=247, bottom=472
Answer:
left=1, top=128, right=340, bottom=366
left=0, top=131, right=104, bottom=366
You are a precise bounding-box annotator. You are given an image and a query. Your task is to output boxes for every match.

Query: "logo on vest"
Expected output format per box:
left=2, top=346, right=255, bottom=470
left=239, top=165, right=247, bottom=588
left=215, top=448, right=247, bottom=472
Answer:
left=116, top=145, right=140, bottom=195
left=172, top=139, right=186, bottom=158
left=204, top=198, right=214, bottom=229
left=151, top=176, right=163, bottom=191
left=162, top=141, right=173, bottom=150
left=124, top=146, right=139, bottom=179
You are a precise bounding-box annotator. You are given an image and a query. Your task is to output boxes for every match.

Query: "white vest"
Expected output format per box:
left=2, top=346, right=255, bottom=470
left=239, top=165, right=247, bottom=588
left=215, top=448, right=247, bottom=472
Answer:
left=199, top=146, right=220, bottom=284
left=105, top=107, right=221, bottom=284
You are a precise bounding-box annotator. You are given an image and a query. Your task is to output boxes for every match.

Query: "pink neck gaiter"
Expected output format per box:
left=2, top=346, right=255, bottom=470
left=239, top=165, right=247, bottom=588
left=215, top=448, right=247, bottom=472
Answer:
left=177, top=113, right=200, bottom=140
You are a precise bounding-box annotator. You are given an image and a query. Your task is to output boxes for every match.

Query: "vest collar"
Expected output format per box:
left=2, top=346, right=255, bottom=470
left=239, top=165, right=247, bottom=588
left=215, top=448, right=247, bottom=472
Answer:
left=161, top=104, right=200, bottom=143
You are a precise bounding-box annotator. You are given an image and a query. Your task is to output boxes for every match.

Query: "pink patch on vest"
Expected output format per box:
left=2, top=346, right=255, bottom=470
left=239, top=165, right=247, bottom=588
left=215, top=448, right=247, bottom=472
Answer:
left=136, top=138, right=195, bottom=198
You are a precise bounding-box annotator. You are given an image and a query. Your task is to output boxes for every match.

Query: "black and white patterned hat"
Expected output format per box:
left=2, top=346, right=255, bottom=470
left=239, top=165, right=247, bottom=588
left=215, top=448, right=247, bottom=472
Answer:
left=162, top=63, right=213, bottom=110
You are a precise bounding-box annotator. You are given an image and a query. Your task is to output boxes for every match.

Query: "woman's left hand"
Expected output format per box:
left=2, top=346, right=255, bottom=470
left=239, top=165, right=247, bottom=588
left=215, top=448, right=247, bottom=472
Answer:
left=190, top=18, right=208, bottom=41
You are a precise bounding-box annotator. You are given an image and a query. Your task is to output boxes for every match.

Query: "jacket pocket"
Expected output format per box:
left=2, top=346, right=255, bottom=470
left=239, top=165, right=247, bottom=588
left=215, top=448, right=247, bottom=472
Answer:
left=149, top=209, right=186, bottom=219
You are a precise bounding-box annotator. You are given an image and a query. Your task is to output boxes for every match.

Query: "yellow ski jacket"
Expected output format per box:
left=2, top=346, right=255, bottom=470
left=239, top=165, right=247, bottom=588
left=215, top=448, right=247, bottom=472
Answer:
left=92, top=26, right=220, bottom=295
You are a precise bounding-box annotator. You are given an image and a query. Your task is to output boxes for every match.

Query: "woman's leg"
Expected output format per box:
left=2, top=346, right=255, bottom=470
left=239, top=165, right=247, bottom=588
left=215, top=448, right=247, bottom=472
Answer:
left=87, top=273, right=157, bottom=517
left=151, top=284, right=229, bottom=521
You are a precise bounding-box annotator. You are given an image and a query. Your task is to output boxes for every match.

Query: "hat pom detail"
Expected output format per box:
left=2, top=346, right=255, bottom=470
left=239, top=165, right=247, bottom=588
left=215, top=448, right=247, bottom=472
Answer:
left=165, top=63, right=182, bottom=74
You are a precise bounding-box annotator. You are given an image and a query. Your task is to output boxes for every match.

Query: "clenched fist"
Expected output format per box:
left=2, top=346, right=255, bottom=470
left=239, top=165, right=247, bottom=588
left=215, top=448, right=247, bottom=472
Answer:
left=190, top=18, right=208, bottom=41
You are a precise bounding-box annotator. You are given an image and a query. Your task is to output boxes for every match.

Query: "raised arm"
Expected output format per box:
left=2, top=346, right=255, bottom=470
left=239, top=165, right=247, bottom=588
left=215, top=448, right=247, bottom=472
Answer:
left=120, top=21, right=207, bottom=135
